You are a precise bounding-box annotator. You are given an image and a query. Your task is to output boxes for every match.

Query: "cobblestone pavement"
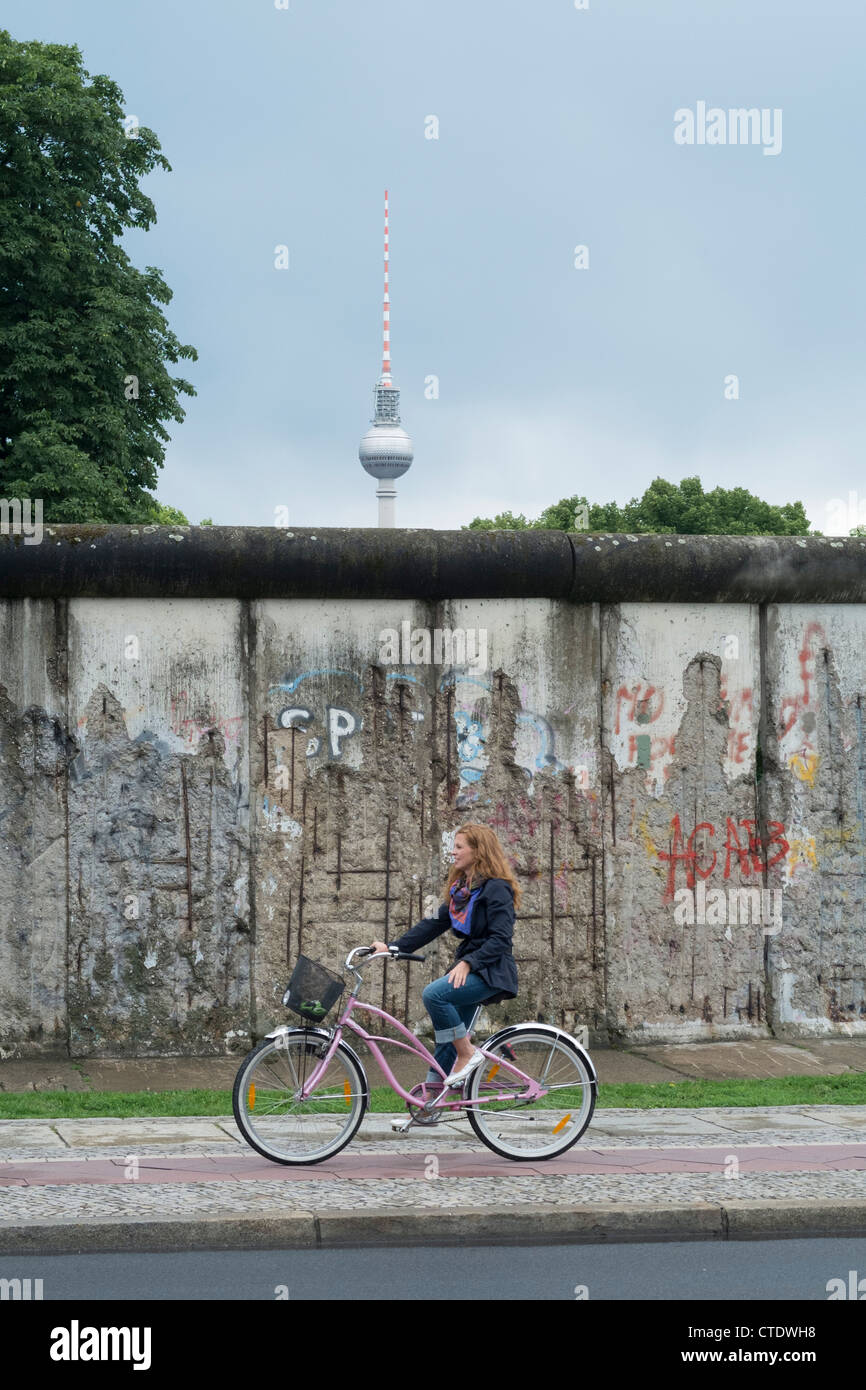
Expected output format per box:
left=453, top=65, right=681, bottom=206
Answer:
left=1, top=1106, right=864, bottom=1225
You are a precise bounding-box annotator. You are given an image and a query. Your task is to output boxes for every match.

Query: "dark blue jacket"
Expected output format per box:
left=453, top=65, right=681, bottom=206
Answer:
left=390, top=877, right=518, bottom=1004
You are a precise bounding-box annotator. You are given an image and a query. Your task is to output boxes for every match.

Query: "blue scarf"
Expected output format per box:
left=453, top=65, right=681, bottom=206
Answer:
left=449, top=876, right=484, bottom=935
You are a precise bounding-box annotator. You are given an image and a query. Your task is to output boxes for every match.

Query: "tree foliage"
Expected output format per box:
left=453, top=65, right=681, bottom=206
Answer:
left=465, top=476, right=812, bottom=535
left=0, top=29, right=197, bottom=521
left=150, top=501, right=189, bottom=524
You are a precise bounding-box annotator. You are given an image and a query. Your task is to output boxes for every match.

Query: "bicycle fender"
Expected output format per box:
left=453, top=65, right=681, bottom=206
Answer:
left=263, top=1025, right=371, bottom=1100
left=484, top=1022, right=599, bottom=1087
left=264, top=1024, right=330, bottom=1043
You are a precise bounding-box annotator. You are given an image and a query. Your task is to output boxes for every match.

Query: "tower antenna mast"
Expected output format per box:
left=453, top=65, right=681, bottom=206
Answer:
left=358, top=190, right=414, bottom=526
left=381, top=189, right=391, bottom=383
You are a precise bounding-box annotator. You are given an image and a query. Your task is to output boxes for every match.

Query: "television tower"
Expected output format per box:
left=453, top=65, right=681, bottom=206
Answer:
left=359, top=190, right=414, bottom=526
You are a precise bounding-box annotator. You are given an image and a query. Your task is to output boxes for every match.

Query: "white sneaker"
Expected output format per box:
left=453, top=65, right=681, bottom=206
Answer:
left=443, top=1048, right=485, bottom=1087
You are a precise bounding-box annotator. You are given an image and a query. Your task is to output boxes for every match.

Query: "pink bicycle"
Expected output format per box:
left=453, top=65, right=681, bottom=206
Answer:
left=232, top=945, right=598, bottom=1164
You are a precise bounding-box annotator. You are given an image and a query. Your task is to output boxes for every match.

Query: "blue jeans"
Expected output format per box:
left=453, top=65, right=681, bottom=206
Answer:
left=421, top=970, right=499, bottom=1083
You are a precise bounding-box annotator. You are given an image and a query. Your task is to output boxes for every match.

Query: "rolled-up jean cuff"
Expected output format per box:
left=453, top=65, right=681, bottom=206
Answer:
left=433, top=1023, right=467, bottom=1043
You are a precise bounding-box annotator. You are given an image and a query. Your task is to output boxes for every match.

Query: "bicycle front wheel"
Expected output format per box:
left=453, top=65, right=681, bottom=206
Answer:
left=232, top=1031, right=367, bottom=1165
left=465, top=1029, right=596, bottom=1160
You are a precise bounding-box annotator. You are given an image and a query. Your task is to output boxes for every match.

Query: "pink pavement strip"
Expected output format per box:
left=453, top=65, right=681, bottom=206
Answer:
left=1, top=1143, right=865, bottom=1186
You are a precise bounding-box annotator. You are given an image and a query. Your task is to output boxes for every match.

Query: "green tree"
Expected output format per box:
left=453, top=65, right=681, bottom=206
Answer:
left=0, top=30, right=197, bottom=522
left=151, top=502, right=189, bottom=524
left=465, top=477, right=812, bottom=535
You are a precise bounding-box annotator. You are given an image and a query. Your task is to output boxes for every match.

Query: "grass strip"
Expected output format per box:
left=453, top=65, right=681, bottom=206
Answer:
left=0, top=1070, right=864, bottom=1119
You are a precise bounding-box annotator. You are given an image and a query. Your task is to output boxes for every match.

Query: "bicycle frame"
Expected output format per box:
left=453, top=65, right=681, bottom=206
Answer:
left=290, top=995, right=548, bottom=1112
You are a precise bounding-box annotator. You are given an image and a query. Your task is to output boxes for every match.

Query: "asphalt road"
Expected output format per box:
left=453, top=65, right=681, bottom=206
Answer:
left=3, top=1237, right=866, bottom=1301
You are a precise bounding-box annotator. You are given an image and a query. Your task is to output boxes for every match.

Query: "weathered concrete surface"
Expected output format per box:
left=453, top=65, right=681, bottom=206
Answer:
left=0, top=527, right=575, bottom=600
left=1, top=533, right=866, bottom=1057
left=4, top=1038, right=866, bottom=1092
left=602, top=604, right=767, bottom=1041
left=249, top=597, right=602, bottom=1043
left=0, top=599, right=69, bottom=1055
left=3, top=527, right=866, bottom=601
left=64, top=600, right=251, bottom=1057
left=761, top=607, right=866, bottom=1035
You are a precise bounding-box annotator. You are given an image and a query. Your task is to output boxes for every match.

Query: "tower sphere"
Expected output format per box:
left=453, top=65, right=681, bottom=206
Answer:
left=359, top=424, right=414, bottom=479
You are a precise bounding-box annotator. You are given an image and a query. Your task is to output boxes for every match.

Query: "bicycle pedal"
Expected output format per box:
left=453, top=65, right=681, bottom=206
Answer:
left=391, top=1118, right=413, bottom=1133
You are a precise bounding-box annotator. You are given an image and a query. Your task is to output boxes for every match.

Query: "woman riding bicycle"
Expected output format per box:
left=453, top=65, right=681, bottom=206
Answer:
left=370, top=822, right=521, bottom=1088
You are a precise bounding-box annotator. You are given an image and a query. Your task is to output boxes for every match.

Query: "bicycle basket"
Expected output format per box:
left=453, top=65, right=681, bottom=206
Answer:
left=282, top=955, right=345, bottom=1024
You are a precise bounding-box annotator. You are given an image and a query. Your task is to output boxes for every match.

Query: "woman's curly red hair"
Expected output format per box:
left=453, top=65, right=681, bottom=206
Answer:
left=443, top=822, right=522, bottom=909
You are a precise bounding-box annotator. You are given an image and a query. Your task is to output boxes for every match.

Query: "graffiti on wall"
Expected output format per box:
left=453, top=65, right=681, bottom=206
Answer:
left=614, top=672, right=756, bottom=786
left=717, top=683, right=753, bottom=766
left=613, top=681, right=675, bottom=787
left=277, top=705, right=358, bottom=759
left=265, top=667, right=586, bottom=800
left=169, top=691, right=243, bottom=749
left=651, top=815, right=791, bottom=903
left=639, top=808, right=859, bottom=907
left=779, top=621, right=827, bottom=786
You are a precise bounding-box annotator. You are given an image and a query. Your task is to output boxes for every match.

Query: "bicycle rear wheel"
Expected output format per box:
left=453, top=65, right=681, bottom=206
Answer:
left=232, top=1031, right=367, bottom=1164
left=465, top=1029, right=596, bottom=1160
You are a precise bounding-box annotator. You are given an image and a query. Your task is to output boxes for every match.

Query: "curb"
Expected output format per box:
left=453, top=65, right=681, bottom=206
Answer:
left=3, top=1200, right=866, bottom=1254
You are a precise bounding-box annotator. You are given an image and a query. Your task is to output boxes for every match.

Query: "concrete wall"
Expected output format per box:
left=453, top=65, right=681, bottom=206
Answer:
left=1, top=528, right=865, bottom=1056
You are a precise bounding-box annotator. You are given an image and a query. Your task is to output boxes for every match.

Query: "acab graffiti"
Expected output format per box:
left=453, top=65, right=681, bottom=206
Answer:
left=656, top=814, right=790, bottom=902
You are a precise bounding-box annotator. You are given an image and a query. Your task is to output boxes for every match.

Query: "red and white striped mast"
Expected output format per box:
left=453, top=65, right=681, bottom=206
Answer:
left=381, top=188, right=391, bottom=383
left=358, top=189, right=414, bottom=527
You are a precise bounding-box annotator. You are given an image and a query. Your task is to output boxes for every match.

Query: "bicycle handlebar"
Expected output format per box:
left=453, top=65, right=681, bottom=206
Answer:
left=344, top=945, right=426, bottom=968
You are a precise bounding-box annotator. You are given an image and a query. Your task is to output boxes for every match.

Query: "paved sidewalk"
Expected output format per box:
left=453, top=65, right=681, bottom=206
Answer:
left=1, top=1039, right=864, bottom=1251
left=1, top=1105, right=865, bottom=1252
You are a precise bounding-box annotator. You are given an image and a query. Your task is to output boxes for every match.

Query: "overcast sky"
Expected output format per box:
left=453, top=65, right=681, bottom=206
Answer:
left=4, top=0, right=865, bottom=531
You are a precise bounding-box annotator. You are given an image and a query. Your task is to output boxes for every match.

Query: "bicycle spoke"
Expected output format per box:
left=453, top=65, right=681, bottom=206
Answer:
left=252, top=1094, right=301, bottom=1117
left=466, top=1032, right=595, bottom=1159
left=235, top=1037, right=365, bottom=1163
left=258, top=1051, right=299, bottom=1092
left=538, top=1037, right=558, bottom=1086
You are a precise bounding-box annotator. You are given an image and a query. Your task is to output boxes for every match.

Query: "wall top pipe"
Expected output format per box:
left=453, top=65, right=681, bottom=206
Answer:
left=1, top=526, right=865, bottom=601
